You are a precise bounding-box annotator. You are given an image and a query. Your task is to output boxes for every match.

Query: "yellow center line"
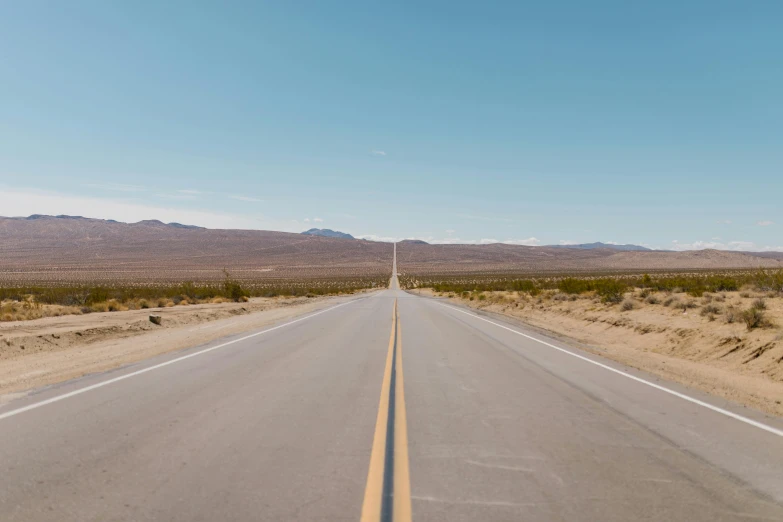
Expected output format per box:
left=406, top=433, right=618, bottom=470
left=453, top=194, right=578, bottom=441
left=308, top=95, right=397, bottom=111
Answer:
left=393, top=304, right=412, bottom=519
left=360, top=298, right=411, bottom=522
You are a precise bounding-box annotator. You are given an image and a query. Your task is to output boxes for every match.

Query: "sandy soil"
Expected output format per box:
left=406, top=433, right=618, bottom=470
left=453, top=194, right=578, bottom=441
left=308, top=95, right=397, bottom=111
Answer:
left=417, top=288, right=783, bottom=417
left=0, top=293, right=369, bottom=402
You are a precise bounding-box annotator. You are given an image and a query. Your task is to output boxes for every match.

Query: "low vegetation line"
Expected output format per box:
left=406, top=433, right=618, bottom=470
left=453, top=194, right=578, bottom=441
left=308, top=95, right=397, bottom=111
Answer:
left=1, top=273, right=387, bottom=322
left=402, top=269, right=783, bottom=330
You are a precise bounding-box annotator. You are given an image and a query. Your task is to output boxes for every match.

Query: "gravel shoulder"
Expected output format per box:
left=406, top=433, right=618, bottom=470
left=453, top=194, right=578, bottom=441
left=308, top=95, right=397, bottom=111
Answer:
left=0, top=293, right=373, bottom=401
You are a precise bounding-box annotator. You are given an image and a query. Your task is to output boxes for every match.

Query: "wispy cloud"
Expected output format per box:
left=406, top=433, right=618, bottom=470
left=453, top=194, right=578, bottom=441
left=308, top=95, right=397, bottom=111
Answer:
left=0, top=188, right=273, bottom=230
left=757, top=220, right=774, bottom=226
left=670, top=239, right=783, bottom=252
left=370, top=150, right=387, bottom=156
left=229, top=195, right=263, bottom=202
left=355, top=234, right=540, bottom=246
left=456, top=213, right=515, bottom=223
left=303, top=218, right=310, bottom=223
left=84, top=183, right=146, bottom=192
left=313, top=217, right=324, bottom=223
left=154, top=193, right=198, bottom=200
left=717, top=219, right=732, bottom=224
left=178, top=189, right=201, bottom=195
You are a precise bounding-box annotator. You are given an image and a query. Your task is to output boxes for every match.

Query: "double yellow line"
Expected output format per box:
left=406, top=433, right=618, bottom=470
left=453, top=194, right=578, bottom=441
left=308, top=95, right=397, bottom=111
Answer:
left=361, top=298, right=411, bottom=522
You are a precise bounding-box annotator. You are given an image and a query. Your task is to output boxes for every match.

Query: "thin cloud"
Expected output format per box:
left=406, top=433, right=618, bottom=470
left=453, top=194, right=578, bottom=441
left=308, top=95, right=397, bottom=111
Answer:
left=370, top=150, right=387, bottom=156
left=313, top=217, right=324, bottom=223
left=717, top=219, right=732, bottom=224
left=229, top=195, right=263, bottom=203
left=178, top=189, right=201, bottom=195
left=154, top=193, right=198, bottom=200
left=355, top=235, right=540, bottom=246
left=456, top=213, right=515, bottom=223
left=84, top=183, right=146, bottom=192
left=669, top=239, right=781, bottom=251
left=757, top=220, right=774, bottom=226
left=0, top=188, right=274, bottom=230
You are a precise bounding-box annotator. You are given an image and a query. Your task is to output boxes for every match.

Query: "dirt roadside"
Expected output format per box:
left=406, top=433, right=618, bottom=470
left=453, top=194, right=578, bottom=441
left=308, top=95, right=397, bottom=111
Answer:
left=414, top=288, right=783, bottom=417
left=0, top=293, right=371, bottom=402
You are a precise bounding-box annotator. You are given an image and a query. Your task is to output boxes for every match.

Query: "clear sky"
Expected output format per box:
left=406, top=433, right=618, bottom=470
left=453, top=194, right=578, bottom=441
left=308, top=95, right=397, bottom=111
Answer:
left=1, top=1, right=781, bottom=250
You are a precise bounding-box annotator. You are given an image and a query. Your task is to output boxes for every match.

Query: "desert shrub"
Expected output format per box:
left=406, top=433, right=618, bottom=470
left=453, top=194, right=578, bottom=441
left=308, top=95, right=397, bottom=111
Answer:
left=553, top=293, right=570, bottom=301
left=645, top=295, right=660, bottom=305
left=742, top=308, right=766, bottom=330
left=740, top=291, right=751, bottom=298
left=663, top=296, right=677, bottom=307
left=639, top=289, right=650, bottom=299
left=725, top=307, right=737, bottom=324
left=106, top=299, right=124, bottom=312
left=700, top=304, right=721, bottom=316
left=595, top=279, right=626, bottom=303
left=675, top=300, right=698, bottom=311
left=621, top=299, right=635, bottom=311
left=558, top=278, right=590, bottom=294
left=752, top=298, right=767, bottom=310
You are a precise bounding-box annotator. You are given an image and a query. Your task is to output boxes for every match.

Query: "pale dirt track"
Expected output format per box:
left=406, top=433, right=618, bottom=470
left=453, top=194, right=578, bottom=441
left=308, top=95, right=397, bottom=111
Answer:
left=0, top=294, right=371, bottom=399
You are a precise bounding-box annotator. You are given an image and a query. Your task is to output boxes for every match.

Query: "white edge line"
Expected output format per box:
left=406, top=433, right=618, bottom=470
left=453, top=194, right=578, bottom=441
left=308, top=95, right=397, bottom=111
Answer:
left=440, top=303, right=783, bottom=438
left=0, top=297, right=366, bottom=422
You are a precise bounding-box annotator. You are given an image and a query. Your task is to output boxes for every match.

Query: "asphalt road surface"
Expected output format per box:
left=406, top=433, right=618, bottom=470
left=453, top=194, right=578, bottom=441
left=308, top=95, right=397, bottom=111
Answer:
left=1, top=245, right=782, bottom=521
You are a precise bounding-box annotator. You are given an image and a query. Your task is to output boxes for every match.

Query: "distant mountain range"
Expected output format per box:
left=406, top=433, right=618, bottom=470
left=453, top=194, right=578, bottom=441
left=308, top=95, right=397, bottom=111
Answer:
left=1, top=215, right=781, bottom=286
left=549, top=242, right=652, bottom=252
left=21, top=214, right=205, bottom=229
left=301, top=228, right=355, bottom=239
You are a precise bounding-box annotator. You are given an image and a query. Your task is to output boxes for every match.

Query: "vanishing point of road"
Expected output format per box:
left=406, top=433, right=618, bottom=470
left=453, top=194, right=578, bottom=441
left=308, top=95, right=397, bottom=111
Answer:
left=1, top=244, right=782, bottom=521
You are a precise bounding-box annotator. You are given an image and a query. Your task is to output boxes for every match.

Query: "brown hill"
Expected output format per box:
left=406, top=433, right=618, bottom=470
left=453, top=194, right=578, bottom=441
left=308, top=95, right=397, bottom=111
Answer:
left=2, top=216, right=780, bottom=286
left=395, top=242, right=783, bottom=275
left=0, top=216, right=392, bottom=285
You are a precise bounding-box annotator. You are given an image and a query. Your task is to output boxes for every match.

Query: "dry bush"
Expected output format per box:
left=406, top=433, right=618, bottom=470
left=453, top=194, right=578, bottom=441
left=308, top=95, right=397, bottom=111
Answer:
left=725, top=307, right=738, bottom=324
left=742, top=308, right=767, bottom=330
left=700, top=304, right=721, bottom=316
left=645, top=295, right=660, bottom=305
left=621, top=299, right=635, bottom=311
left=752, top=298, right=767, bottom=311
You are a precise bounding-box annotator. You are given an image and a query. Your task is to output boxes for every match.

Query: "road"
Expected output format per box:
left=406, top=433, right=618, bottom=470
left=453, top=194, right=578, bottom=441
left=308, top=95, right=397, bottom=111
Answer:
left=1, top=243, right=782, bottom=521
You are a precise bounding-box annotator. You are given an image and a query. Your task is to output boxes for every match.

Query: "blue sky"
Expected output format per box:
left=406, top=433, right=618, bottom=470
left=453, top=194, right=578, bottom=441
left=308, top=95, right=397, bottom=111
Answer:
left=1, top=1, right=781, bottom=250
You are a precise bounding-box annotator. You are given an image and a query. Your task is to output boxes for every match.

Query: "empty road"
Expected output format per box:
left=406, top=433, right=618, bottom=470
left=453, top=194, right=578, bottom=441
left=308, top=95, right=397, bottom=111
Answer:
left=1, top=245, right=782, bottom=521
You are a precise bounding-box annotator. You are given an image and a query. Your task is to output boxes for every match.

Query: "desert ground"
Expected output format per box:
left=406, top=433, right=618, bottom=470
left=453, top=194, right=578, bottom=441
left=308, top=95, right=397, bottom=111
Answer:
left=395, top=239, right=783, bottom=275
left=414, top=287, right=783, bottom=416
